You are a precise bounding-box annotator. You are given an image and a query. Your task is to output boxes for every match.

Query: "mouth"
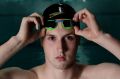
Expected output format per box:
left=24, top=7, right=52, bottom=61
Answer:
left=56, top=56, right=66, bottom=61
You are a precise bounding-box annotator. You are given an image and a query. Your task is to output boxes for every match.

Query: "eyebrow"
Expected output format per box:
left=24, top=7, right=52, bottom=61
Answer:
left=65, top=33, right=75, bottom=36
left=46, top=34, right=55, bottom=37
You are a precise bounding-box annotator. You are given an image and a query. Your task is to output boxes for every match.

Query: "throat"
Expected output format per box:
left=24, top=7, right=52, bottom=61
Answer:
left=44, top=64, right=78, bottom=79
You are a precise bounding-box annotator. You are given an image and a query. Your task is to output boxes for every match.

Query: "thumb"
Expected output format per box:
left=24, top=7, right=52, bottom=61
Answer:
left=74, top=26, right=83, bottom=36
left=40, top=28, right=46, bottom=38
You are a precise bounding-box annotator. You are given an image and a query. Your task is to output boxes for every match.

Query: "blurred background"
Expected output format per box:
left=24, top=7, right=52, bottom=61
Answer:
left=0, top=0, right=120, bottom=69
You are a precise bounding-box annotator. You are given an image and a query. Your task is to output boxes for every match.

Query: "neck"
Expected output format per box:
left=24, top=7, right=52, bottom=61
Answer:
left=44, top=63, right=77, bottom=79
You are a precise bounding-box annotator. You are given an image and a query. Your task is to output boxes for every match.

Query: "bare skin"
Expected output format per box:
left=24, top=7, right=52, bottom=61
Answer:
left=0, top=9, right=120, bottom=79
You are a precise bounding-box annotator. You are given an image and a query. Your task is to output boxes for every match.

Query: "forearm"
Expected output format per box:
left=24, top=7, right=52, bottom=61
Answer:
left=0, top=36, right=25, bottom=67
left=93, top=33, right=120, bottom=60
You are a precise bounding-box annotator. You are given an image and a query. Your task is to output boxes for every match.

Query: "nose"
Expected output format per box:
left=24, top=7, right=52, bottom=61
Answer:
left=57, top=39, right=68, bottom=55
left=57, top=39, right=63, bottom=53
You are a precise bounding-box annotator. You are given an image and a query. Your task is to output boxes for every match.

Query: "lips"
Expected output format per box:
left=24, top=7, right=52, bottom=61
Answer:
left=56, top=56, right=66, bottom=61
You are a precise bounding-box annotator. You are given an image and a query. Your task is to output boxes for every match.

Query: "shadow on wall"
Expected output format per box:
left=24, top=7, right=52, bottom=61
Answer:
left=76, top=41, right=120, bottom=65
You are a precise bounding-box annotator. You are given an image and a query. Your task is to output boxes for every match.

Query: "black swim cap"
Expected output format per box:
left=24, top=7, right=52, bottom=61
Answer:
left=43, top=3, right=76, bottom=21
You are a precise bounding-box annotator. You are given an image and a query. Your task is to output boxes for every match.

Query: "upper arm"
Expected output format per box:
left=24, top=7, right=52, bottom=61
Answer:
left=0, top=67, right=20, bottom=79
left=0, top=67, right=37, bottom=79
left=92, top=63, right=120, bottom=79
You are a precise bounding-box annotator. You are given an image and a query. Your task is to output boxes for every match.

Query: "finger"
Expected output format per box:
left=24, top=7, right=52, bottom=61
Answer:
left=30, top=12, right=44, bottom=25
left=30, top=12, right=40, bottom=16
left=75, top=9, right=97, bottom=29
left=82, top=9, right=99, bottom=30
left=83, top=8, right=95, bottom=18
left=30, top=14, right=40, bottom=30
left=30, top=16, right=39, bottom=30
left=73, top=9, right=87, bottom=22
left=22, top=16, right=40, bottom=30
left=73, top=12, right=79, bottom=22
left=74, top=26, right=83, bottom=36
left=30, top=12, right=44, bottom=29
left=40, top=28, right=46, bottom=38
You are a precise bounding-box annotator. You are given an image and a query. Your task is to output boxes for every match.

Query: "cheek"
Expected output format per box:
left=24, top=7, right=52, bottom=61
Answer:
left=66, top=40, right=77, bottom=49
left=43, top=39, right=56, bottom=54
left=66, top=41, right=77, bottom=57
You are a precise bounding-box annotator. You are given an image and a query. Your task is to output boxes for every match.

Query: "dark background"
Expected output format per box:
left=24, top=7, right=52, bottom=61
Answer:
left=0, top=0, right=120, bottom=69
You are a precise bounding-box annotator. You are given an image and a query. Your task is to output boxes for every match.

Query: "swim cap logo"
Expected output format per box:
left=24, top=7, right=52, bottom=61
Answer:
left=49, top=12, right=63, bottom=18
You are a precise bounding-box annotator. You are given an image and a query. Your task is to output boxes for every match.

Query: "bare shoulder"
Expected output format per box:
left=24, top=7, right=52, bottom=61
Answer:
left=94, top=63, right=120, bottom=73
left=83, top=63, right=120, bottom=79
left=0, top=67, right=37, bottom=79
left=31, top=65, right=45, bottom=79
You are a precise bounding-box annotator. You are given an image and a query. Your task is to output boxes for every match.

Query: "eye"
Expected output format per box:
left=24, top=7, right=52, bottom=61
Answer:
left=66, top=35, right=76, bottom=41
left=48, top=36, right=56, bottom=41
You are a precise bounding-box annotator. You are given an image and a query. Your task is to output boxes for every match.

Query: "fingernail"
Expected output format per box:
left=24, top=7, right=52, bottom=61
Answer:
left=73, top=18, right=76, bottom=21
left=73, top=17, right=75, bottom=20
left=38, top=24, right=40, bottom=30
left=36, top=24, right=39, bottom=30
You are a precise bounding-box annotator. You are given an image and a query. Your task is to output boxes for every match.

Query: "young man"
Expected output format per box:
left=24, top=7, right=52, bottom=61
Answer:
left=0, top=3, right=120, bottom=79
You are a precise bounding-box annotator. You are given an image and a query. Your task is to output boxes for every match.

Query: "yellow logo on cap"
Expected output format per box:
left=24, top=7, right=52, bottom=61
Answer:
left=49, top=12, right=63, bottom=18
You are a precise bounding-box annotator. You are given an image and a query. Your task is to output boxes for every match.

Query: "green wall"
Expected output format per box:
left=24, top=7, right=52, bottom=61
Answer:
left=1, top=0, right=120, bottom=69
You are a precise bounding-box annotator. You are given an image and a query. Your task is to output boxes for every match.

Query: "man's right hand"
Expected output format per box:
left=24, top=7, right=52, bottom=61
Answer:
left=16, top=13, right=46, bottom=46
left=0, top=13, right=46, bottom=66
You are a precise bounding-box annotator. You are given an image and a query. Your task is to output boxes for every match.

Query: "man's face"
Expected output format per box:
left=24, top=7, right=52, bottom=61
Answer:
left=42, top=19, right=78, bottom=69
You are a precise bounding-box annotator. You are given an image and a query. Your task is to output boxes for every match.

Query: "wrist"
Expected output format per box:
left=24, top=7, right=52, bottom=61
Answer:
left=92, top=32, right=111, bottom=44
left=12, top=36, right=26, bottom=47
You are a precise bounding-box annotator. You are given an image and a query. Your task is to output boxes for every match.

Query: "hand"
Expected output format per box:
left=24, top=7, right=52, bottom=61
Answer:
left=16, top=13, right=46, bottom=46
left=73, top=9, right=103, bottom=41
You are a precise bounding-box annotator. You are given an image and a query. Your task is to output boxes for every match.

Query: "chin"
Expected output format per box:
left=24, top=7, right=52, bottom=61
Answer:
left=55, top=64, right=67, bottom=69
left=52, top=61, right=74, bottom=70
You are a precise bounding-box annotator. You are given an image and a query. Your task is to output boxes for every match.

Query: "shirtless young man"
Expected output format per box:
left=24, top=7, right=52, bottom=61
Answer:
left=0, top=3, right=120, bottom=79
